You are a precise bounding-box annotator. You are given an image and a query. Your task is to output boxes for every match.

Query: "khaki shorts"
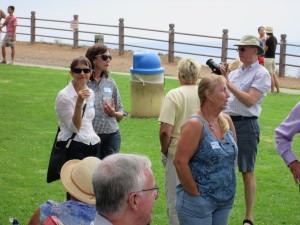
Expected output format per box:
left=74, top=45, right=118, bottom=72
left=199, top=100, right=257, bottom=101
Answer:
left=2, top=35, right=16, bottom=48
left=264, top=58, right=275, bottom=74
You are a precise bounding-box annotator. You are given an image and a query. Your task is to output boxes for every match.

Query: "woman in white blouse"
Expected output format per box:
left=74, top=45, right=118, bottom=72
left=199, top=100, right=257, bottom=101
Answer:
left=55, top=56, right=100, bottom=160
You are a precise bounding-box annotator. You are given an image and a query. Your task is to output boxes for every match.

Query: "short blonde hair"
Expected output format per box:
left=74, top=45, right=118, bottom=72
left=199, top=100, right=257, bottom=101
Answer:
left=177, top=58, right=201, bottom=84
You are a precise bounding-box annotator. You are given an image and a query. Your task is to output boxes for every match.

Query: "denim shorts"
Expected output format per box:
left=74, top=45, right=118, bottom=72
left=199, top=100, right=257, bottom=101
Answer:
left=233, top=119, right=260, bottom=172
left=176, top=187, right=233, bottom=225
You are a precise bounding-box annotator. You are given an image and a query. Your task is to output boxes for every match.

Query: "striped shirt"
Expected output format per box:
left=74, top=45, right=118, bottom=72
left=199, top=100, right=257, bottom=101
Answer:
left=224, top=61, right=271, bottom=117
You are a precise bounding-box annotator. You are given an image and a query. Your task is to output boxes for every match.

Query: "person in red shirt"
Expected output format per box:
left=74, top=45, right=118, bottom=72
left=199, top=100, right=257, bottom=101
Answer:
left=1, top=6, right=17, bottom=64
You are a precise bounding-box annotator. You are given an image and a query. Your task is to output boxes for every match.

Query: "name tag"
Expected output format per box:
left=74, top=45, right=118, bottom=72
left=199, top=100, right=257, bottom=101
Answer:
left=104, top=87, right=112, bottom=93
left=89, top=101, right=94, bottom=107
left=210, top=141, right=221, bottom=149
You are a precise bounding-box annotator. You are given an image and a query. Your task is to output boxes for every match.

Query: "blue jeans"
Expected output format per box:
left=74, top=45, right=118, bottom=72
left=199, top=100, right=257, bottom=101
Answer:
left=97, top=130, right=121, bottom=159
left=176, top=187, right=233, bottom=225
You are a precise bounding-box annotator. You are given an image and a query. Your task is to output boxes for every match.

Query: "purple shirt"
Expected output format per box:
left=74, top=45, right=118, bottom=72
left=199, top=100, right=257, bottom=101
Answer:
left=275, top=101, right=300, bottom=165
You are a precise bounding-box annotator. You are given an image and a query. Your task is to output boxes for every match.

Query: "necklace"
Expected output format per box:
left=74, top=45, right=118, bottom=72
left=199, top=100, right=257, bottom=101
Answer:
left=201, top=108, right=214, bottom=132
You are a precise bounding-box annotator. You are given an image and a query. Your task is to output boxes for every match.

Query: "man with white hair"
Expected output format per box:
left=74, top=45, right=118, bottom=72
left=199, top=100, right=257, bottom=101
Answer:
left=92, top=153, right=158, bottom=225
left=221, top=35, right=271, bottom=225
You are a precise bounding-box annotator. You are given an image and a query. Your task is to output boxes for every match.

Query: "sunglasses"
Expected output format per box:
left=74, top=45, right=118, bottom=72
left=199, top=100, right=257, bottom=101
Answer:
left=96, top=54, right=112, bottom=61
left=237, top=47, right=246, bottom=52
left=72, top=68, right=91, bottom=74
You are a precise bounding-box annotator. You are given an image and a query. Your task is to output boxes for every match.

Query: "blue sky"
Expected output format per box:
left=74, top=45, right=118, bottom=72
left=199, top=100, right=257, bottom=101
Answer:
left=1, top=0, right=300, bottom=42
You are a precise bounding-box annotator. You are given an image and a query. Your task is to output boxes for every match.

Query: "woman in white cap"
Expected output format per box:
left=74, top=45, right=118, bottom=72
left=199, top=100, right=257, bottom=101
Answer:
left=264, top=26, right=280, bottom=93
left=28, top=157, right=101, bottom=225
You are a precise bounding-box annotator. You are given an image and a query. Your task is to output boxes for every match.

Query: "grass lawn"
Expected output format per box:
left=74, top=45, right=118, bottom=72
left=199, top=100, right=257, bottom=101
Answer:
left=0, top=64, right=300, bottom=225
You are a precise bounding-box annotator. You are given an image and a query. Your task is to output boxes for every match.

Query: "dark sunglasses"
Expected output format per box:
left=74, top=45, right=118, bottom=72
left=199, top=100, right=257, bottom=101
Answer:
left=237, top=47, right=246, bottom=52
left=96, top=54, right=112, bottom=61
left=72, top=68, right=91, bottom=74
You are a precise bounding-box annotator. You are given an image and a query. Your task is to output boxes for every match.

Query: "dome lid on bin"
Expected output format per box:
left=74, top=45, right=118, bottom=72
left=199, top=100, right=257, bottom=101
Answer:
left=130, top=52, right=165, bottom=75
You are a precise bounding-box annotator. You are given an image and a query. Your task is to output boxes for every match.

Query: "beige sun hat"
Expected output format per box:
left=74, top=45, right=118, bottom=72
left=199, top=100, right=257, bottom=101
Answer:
left=265, top=26, right=273, bottom=33
left=60, top=157, right=101, bottom=205
left=234, top=35, right=264, bottom=56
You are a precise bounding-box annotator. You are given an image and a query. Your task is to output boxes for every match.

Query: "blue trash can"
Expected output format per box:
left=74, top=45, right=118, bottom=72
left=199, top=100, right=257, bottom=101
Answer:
left=130, top=52, right=165, bottom=118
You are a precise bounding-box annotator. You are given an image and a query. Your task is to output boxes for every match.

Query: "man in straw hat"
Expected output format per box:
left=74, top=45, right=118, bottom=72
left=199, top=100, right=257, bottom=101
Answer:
left=92, top=153, right=158, bottom=225
left=220, top=35, right=271, bottom=225
left=28, top=157, right=101, bottom=225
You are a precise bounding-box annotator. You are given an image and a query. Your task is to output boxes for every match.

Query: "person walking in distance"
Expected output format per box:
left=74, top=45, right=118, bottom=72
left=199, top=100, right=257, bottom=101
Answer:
left=264, top=26, right=280, bottom=93
left=220, top=35, right=271, bottom=225
left=257, top=26, right=266, bottom=65
left=159, top=58, right=201, bottom=225
left=0, top=8, right=6, bottom=46
left=1, top=6, right=17, bottom=64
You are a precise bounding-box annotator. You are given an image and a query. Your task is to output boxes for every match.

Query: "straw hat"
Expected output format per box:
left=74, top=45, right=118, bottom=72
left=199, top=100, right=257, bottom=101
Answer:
left=265, top=26, right=273, bottom=33
left=234, top=35, right=264, bottom=56
left=60, top=157, right=101, bottom=205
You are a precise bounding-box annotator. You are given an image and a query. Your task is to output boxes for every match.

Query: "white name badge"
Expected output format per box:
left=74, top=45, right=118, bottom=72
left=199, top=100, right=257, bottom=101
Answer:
left=104, top=87, right=112, bottom=93
left=210, top=141, right=221, bottom=149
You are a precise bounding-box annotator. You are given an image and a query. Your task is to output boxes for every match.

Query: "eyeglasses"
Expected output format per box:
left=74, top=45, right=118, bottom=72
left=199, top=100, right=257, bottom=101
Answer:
left=96, top=54, right=112, bottom=61
left=140, top=186, right=159, bottom=196
left=72, top=68, right=91, bottom=74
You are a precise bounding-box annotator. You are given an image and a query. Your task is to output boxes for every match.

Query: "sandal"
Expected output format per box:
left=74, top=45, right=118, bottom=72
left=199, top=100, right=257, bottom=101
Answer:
left=0, top=60, right=6, bottom=64
left=243, top=219, right=254, bottom=225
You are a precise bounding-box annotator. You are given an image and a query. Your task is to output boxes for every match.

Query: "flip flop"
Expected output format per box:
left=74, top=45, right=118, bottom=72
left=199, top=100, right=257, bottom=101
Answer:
left=243, top=219, right=254, bottom=225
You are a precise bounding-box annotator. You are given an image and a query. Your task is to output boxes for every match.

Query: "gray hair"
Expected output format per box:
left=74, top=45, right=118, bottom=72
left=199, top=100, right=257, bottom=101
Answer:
left=92, top=153, right=152, bottom=216
left=177, top=58, right=201, bottom=84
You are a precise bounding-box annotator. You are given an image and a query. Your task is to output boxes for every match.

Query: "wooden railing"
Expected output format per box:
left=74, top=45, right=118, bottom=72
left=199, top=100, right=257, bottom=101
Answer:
left=14, top=12, right=300, bottom=77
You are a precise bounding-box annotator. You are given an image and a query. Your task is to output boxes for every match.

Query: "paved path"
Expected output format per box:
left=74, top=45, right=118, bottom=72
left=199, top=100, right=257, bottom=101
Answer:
left=14, top=62, right=300, bottom=95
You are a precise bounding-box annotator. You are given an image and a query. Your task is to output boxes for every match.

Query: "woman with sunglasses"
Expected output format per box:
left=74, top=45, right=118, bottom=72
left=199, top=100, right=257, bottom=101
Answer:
left=85, top=44, right=125, bottom=159
left=55, top=56, right=100, bottom=161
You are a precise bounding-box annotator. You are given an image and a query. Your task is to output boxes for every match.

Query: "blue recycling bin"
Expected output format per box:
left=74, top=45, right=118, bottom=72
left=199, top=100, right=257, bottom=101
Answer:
left=130, top=52, right=165, bottom=118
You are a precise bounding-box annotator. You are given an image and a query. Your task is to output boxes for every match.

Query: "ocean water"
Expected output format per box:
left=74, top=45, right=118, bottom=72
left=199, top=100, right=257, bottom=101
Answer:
left=121, top=41, right=300, bottom=78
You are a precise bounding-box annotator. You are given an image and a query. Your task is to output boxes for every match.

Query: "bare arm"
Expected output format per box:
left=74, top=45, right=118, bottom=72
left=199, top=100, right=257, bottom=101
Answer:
left=289, top=160, right=300, bottom=185
left=224, top=113, right=237, bottom=142
left=159, top=122, right=173, bottom=156
left=173, top=118, right=202, bottom=195
left=226, top=80, right=262, bottom=107
left=27, top=209, right=40, bottom=225
left=220, top=64, right=263, bottom=107
left=72, top=88, right=90, bottom=130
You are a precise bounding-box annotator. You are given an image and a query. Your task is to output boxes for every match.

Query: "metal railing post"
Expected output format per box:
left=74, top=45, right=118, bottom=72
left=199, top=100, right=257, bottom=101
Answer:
left=168, top=24, right=175, bottom=63
left=119, top=18, right=124, bottom=56
left=72, top=15, right=79, bottom=49
left=221, top=29, right=228, bottom=63
left=30, top=11, right=36, bottom=44
left=279, top=34, right=287, bottom=77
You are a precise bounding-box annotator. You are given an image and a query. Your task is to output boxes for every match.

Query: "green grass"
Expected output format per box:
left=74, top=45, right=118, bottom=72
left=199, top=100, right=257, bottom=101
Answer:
left=0, top=64, right=300, bottom=225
